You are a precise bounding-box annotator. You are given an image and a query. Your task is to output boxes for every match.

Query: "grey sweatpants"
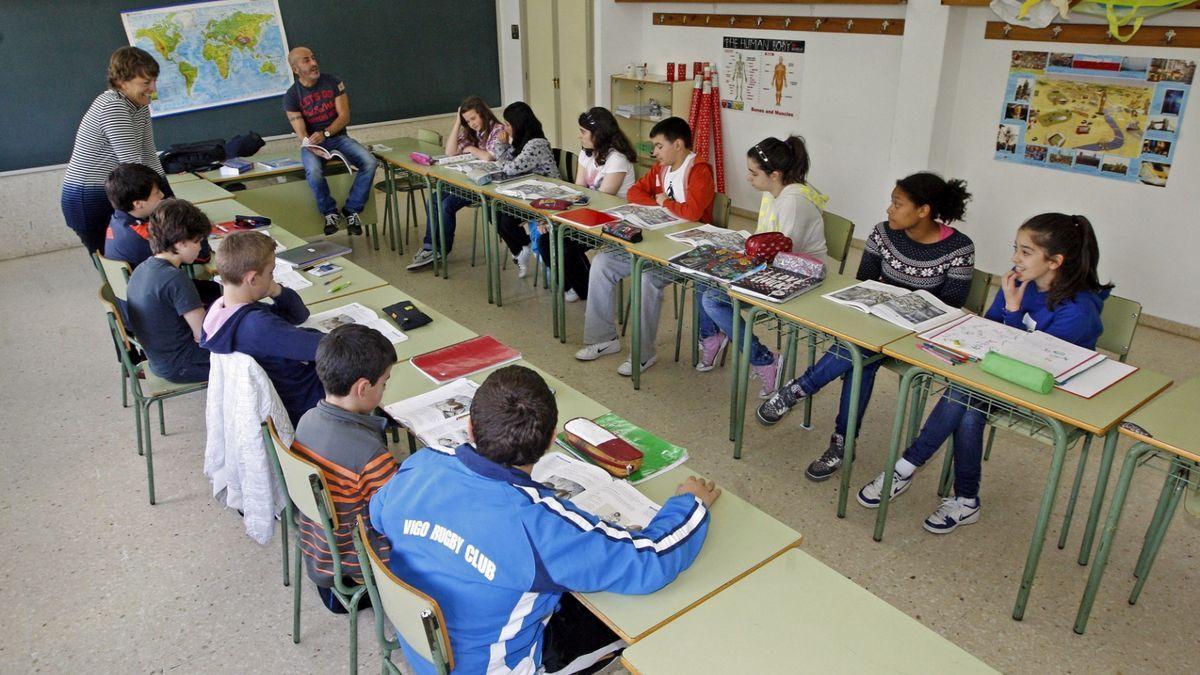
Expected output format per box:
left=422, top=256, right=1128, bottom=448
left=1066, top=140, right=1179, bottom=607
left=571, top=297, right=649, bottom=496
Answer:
left=583, top=251, right=672, bottom=360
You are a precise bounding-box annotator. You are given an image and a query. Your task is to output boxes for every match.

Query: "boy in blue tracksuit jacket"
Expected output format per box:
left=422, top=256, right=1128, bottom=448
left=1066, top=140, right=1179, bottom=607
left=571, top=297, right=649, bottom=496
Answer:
left=370, top=365, right=721, bottom=675
left=200, top=231, right=324, bottom=425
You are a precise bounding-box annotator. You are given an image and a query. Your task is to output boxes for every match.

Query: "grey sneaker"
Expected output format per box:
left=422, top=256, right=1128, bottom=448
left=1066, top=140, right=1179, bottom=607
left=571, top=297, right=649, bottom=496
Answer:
left=406, top=249, right=435, bottom=270
left=857, top=469, right=912, bottom=508
left=345, top=212, right=364, bottom=236
left=924, top=496, right=981, bottom=534
left=805, top=434, right=846, bottom=482
left=323, top=213, right=342, bottom=235
left=755, top=386, right=805, bottom=426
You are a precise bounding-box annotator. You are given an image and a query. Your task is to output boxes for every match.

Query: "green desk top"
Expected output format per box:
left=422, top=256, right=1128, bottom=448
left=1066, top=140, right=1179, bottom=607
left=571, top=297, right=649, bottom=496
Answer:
left=232, top=172, right=377, bottom=239
left=294, top=256, right=387, bottom=307
left=621, top=221, right=708, bottom=265
left=884, top=336, right=1173, bottom=436
left=167, top=172, right=202, bottom=185
left=729, top=273, right=914, bottom=352
left=577, top=466, right=802, bottom=643
left=171, top=178, right=234, bottom=204
left=1119, top=376, right=1200, bottom=462
left=620, top=548, right=995, bottom=675
left=197, top=199, right=265, bottom=225
left=372, top=136, right=445, bottom=173
left=201, top=152, right=304, bottom=183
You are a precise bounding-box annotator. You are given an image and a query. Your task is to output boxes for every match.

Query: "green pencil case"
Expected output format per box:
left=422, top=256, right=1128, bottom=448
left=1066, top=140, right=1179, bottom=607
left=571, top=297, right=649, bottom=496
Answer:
left=981, top=351, right=1054, bottom=394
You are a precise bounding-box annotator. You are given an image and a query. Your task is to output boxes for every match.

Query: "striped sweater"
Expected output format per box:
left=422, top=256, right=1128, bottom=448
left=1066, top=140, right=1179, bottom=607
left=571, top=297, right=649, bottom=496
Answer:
left=859, top=221, right=976, bottom=308
left=63, top=90, right=164, bottom=187
left=293, top=401, right=398, bottom=587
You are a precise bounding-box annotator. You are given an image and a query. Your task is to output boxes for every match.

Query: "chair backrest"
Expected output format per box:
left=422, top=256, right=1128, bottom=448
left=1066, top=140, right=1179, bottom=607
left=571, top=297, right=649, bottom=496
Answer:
left=1097, top=294, right=1141, bottom=362
left=550, top=147, right=577, bottom=182
left=262, top=417, right=336, bottom=527
left=97, top=254, right=134, bottom=301
left=417, top=128, right=443, bottom=146
left=822, top=211, right=855, bottom=274
left=99, top=283, right=137, bottom=357
left=711, top=193, right=732, bottom=229
left=355, top=517, right=454, bottom=673
left=91, top=251, right=108, bottom=282
left=964, top=269, right=994, bottom=316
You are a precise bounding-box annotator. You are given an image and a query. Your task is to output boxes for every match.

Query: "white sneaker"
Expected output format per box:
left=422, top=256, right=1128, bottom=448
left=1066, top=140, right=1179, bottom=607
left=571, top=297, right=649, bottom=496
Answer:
left=515, top=246, right=532, bottom=278
left=923, top=496, right=981, bottom=534
left=617, top=355, right=657, bottom=377
left=575, top=339, right=621, bottom=361
left=856, top=470, right=913, bottom=509
left=564, top=289, right=581, bottom=303
left=406, top=249, right=435, bottom=270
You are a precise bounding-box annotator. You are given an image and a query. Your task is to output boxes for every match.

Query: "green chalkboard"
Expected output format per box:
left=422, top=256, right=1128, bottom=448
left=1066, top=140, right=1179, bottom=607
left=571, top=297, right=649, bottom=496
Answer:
left=0, top=0, right=500, bottom=172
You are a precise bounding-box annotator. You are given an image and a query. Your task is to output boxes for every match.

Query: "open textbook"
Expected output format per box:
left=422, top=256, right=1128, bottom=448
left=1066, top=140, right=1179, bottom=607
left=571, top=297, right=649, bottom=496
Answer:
left=382, top=379, right=479, bottom=452
left=300, top=302, right=407, bottom=345
left=824, top=280, right=964, bottom=332
left=530, top=452, right=660, bottom=531
left=494, top=178, right=582, bottom=201
left=666, top=224, right=750, bottom=252
left=301, top=138, right=354, bottom=173
left=604, top=203, right=687, bottom=230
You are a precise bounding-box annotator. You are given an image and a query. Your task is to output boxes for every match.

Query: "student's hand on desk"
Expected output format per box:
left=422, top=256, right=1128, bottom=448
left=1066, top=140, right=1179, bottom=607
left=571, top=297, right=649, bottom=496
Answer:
left=306, top=131, right=324, bottom=146
left=654, top=193, right=668, bottom=207
left=465, top=146, right=490, bottom=160
left=1001, top=269, right=1029, bottom=312
left=676, top=477, right=721, bottom=508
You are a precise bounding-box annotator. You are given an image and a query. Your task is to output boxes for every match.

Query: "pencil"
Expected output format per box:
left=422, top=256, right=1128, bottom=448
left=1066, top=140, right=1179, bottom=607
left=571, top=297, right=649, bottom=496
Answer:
left=322, top=274, right=343, bottom=285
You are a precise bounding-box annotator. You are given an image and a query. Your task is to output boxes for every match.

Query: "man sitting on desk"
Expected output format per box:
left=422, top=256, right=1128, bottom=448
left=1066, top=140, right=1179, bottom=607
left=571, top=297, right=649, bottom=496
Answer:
left=370, top=365, right=720, bottom=675
left=284, top=46, right=378, bottom=237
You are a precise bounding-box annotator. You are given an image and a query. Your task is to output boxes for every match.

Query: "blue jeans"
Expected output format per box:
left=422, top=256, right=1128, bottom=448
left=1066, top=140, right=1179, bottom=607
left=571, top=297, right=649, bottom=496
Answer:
left=422, top=193, right=472, bottom=253
left=699, top=289, right=773, bottom=366
left=781, top=343, right=883, bottom=439
left=902, top=388, right=988, bottom=499
left=300, top=134, right=378, bottom=216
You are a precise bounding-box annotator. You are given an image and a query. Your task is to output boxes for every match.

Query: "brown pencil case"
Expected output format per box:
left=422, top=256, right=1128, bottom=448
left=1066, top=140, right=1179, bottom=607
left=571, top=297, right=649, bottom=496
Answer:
left=562, top=418, right=644, bottom=477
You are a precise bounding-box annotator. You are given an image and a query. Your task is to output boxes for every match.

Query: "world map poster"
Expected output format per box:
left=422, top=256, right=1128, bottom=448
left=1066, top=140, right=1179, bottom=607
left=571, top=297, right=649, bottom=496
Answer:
left=121, top=0, right=292, bottom=117
left=995, top=50, right=1193, bottom=187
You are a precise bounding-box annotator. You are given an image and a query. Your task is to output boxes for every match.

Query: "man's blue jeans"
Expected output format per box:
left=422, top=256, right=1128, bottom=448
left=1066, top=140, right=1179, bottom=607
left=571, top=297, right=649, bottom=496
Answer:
left=699, top=288, right=774, bottom=367
left=901, top=388, right=988, bottom=499
left=300, top=134, right=378, bottom=216
left=422, top=194, right=472, bottom=253
left=782, top=343, right=883, bottom=439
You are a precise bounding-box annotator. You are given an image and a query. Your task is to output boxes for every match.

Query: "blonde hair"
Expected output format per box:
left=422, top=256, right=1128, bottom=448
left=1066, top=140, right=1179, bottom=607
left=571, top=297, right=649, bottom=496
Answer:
left=215, top=231, right=275, bottom=284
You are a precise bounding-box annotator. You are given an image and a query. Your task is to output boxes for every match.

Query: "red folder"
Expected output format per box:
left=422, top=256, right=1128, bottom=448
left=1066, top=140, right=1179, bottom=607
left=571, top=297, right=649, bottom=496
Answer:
left=558, top=208, right=620, bottom=228
left=411, top=336, right=522, bottom=384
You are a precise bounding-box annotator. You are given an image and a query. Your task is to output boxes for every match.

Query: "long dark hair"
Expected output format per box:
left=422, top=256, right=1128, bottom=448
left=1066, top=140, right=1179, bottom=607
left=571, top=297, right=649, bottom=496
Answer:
left=1019, top=213, right=1113, bottom=308
left=503, top=101, right=546, bottom=154
left=748, top=136, right=810, bottom=185
left=458, top=95, right=501, bottom=147
left=579, top=107, right=637, bottom=165
left=894, top=172, right=971, bottom=224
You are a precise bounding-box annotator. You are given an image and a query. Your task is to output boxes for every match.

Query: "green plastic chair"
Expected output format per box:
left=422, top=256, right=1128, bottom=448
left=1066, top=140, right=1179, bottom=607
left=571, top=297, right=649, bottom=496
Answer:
left=262, top=417, right=369, bottom=675
left=99, top=284, right=206, bottom=505
left=822, top=211, right=856, bottom=275
left=97, top=254, right=134, bottom=302
left=354, top=517, right=455, bottom=675
left=963, top=269, right=995, bottom=317
left=373, top=128, right=445, bottom=253
left=553, top=147, right=578, bottom=183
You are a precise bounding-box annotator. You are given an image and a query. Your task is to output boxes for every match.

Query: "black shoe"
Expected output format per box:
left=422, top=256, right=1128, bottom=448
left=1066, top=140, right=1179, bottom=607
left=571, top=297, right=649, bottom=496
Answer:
left=345, top=212, right=364, bottom=236
left=805, top=433, right=846, bottom=482
left=323, top=213, right=342, bottom=236
left=756, top=386, right=804, bottom=426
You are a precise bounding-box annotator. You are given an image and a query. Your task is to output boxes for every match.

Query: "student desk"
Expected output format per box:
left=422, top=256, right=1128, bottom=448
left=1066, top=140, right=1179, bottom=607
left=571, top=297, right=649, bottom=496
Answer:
left=371, top=137, right=443, bottom=255
left=291, top=255, right=388, bottom=307
left=1074, top=376, right=1200, bottom=634
left=200, top=153, right=304, bottom=185
left=197, top=198, right=269, bottom=227
left=576, top=465, right=802, bottom=644
left=727, top=276, right=914, bottom=519
left=166, top=171, right=203, bottom=186
left=878, top=335, right=1172, bottom=620
left=232, top=172, right=378, bottom=240
left=171, top=178, right=235, bottom=204
left=620, top=548, right=995, bottom=674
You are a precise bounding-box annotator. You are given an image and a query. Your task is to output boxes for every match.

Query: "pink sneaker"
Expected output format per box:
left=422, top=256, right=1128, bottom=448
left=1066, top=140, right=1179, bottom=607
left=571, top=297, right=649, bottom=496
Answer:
left=752, top=354, right=781, bottom=398
left=696, top=333, right=728, bottom=372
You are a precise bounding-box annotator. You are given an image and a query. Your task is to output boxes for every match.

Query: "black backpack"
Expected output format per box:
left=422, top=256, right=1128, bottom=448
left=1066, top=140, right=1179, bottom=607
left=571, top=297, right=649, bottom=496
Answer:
left=161, top=139, right=226, bottom=173
left=225, top=131, right=265, bottom=159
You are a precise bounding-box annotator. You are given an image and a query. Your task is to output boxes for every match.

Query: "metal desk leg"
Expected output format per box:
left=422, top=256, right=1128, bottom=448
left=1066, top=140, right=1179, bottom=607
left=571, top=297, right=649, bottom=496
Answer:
left=484, top=199, right=497, bottom=305
left=728, top=296, right=743, bottom=442
left=554, top=223, right=567, bottom=342
left=1128, top=460, right=1189, bottom=605
left=874, top=367, right=926, bottom=541
left=630, top=256, right=643, bottom=391
left=1077, top=428, right=1120, bottom=564
left=836, top=342, right=868, bottom=519
left=732, top=307, right=766, bottom=459
left=1013, top=417, right=1070, bottom=620
left=491, top=201, right=504, bottom=307
left=429, top=180, right=444, bottom=278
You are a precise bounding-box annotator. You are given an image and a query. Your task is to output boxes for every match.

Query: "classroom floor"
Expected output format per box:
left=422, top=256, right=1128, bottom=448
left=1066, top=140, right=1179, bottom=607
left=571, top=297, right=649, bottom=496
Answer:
left=3, top=205, right=1197, bottom=674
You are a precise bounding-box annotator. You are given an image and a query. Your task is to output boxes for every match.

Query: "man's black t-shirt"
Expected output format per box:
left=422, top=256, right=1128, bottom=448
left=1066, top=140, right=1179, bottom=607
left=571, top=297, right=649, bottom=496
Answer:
left=283, top=73, right=345, bottom=134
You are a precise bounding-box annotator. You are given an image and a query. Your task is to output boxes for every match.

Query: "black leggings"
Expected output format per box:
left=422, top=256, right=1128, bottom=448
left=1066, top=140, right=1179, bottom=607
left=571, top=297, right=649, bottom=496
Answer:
left=495, top=213, right=531, bottom=257
left=539, top=238, right=591, bottom=299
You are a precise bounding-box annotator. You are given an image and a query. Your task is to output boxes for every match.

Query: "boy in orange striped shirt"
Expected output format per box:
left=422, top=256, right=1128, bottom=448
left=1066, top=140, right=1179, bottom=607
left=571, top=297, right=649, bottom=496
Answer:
left=293, top=323, right=399, bottom=613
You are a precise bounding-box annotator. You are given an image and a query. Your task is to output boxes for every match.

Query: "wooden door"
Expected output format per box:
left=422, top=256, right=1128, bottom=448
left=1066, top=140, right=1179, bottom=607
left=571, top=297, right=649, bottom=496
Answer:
left=522, top=0, right=559, bottom=146
left=555, top=0, right=593, bottom=149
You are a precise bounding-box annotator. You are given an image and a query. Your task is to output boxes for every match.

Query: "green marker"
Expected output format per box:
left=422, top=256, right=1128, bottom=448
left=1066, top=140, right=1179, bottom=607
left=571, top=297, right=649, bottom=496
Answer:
left=327, top=281, right=353, bottom=294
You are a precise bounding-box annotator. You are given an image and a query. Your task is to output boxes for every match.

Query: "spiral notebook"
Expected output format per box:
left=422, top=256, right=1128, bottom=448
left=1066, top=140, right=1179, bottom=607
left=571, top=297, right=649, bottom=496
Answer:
left=411, top=336, right=522, bottom=384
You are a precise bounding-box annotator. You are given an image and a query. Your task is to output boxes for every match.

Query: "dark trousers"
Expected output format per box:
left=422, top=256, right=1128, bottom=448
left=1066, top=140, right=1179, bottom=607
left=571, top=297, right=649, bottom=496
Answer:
left=539, top=238, right=591, bottom=299
left=541, top=594, right=621, bottom=674
left=61, top=183, right=113, bottom=254
left=495, top=212, right=531, bottom=257
left=902, top=388, right=989, bottom=499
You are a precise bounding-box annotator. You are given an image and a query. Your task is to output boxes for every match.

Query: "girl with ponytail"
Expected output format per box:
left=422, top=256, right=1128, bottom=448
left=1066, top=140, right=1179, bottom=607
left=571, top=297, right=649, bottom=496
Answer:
left=756, top=172, right=977, bottom=484
left=856, top=213, right=1112, bottom=534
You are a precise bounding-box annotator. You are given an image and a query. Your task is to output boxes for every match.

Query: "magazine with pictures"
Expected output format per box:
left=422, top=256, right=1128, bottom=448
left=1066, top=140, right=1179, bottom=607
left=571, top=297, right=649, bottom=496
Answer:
left=823, top=280, right=964, bottom=332
left=530, top=452, right=661, bottom=530
left=668, top=245, right=764, bottom=284
left=382, top=379, right=479, bottom=452
left=604, top=203, right=687, bottom=230
left=554, top=413, right=689, bottom=485
left=732, top=265, right=823, bottom=303
left=272, top=259, right=312, bottom=291
left=299, top=302, right=408, bottom=345
left=494, top=178, right=582, bottom=201
left=301, top=138, right=354, bottom=173
left=666, top=224, right=750, bottom=252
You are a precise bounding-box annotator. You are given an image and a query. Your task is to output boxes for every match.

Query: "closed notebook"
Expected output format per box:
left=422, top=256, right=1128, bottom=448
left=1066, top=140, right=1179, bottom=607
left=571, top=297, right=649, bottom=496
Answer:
left=276, top=241, right=352, bottom=267
left=557, top=208, right=620, bottom=228
left=411, top=335, right=522, bottom=384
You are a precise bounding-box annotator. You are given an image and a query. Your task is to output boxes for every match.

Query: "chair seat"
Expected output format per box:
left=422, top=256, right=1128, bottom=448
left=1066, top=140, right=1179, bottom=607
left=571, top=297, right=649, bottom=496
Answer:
left=374, top=176, right=428, bottom=194
left=136, top=363, right=207, bottom=398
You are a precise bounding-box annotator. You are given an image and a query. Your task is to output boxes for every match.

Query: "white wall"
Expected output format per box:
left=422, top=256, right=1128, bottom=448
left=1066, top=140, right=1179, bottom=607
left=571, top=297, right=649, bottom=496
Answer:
left=497, top=0, right=526, bottom=105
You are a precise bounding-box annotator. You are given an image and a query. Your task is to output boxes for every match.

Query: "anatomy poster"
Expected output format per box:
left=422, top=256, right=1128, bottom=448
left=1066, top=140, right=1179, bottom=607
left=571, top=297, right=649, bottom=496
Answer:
left=995, top=50, right=1193, bottom=187
left=720, top=36, right=803, bottom=117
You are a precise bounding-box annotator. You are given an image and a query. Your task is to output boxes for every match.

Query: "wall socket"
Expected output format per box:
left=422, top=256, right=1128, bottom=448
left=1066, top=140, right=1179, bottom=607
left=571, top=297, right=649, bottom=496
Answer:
left=511, top=24, right=519, bottom=39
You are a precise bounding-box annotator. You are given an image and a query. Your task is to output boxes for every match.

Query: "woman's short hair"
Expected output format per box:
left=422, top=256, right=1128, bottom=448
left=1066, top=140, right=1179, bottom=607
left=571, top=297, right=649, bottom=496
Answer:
left=108, top=46, right=160, bottom=89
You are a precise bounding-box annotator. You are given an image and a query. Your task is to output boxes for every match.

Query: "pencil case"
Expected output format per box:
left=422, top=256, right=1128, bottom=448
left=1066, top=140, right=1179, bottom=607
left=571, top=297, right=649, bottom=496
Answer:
left=410, top=152, right=434, bottom=165
left=603, top=222, right=643, bottom=243
left=561, top=418, right=644, bottom=477
left=981, top=351, right=1054, bottom=394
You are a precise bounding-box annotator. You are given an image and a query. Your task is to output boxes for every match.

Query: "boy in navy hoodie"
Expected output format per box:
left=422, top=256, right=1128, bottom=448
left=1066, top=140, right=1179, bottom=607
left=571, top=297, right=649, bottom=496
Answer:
left=200, top=231, right=323, bottom=425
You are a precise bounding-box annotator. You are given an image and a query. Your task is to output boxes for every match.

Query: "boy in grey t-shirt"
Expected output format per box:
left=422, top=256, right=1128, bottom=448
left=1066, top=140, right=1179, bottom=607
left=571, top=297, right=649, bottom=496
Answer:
left=126, top=199, right=214, bottom=383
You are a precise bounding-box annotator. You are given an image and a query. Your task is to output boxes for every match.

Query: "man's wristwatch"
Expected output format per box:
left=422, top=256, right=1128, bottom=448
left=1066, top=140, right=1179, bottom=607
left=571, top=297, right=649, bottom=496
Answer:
left=323, top=129, right=331, bottom=138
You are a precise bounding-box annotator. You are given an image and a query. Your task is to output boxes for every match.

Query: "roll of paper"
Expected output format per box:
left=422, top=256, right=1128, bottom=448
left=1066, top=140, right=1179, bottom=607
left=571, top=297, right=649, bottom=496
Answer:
left=981, top=351, right=1054, bottom=394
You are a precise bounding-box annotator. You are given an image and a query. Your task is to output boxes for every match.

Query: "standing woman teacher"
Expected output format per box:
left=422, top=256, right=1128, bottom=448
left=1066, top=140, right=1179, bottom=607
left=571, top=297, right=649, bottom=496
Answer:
left=61, top=46, right=171, bottom=254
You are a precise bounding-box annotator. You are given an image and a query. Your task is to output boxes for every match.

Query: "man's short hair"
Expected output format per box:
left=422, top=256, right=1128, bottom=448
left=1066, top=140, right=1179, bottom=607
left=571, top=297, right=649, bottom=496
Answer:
left=105, top=163, right=160, bottom=212
left=108, top=46, right=160, bottom=89
left=214, top=230, right=275, bottom=284
left=316, top=324, right=398, bottom=396
left=649, top=116, right=692, bottom=149
left=148, top=199, right=210, bottom=255
left=470, top=366, right=557, bottom=466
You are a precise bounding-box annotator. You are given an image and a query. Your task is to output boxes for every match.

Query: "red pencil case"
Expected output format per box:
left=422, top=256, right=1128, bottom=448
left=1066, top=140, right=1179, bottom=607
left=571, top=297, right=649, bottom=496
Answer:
left=562, top=418, right=644, bottom=477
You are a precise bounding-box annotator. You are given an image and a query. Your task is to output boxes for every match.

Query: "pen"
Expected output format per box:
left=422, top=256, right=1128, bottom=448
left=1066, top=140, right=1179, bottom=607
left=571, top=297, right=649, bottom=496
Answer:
left=214, top=222, right=229, bottom=233
left=327, top=281, right=352, bottom=294
left=322, top=274, right=343, bottom=285
left=918, top=344, right=959, bottom=366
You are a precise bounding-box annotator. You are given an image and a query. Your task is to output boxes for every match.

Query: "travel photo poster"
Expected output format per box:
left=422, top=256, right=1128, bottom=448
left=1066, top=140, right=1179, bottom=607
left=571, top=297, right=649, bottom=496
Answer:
left=994, top=51, right=1194, bottom=187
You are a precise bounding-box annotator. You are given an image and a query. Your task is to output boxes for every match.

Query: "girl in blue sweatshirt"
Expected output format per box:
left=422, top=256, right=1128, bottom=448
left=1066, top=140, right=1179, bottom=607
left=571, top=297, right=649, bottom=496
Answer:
left=856, top=213, right=1112, bottom=533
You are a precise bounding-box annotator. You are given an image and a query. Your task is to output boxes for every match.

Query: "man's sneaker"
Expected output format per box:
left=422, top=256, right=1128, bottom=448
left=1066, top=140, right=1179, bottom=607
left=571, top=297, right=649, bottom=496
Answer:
left=515, top=246, right=532, bottom=278
left=755, top=385, right=804, bottom=426
left=751, top=353, right=781, bottom=399
left=923, top=496, right=980, bottom=534
left=857, top=470, right=913, bottom=508
left=323, top=213, right=342, bottom=235
left=406, top=249, right=435, bottom=271
left=564, top=289, right=581, bottom=303
left=574, top=339, right=621, bottom=361
left=345, top=212, right=364, bottom=236
left=805, top=434, right=847, bottom=482
left=695, top=334, right=728, bottom=372
left=617, top=355, right=657, bottom=377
